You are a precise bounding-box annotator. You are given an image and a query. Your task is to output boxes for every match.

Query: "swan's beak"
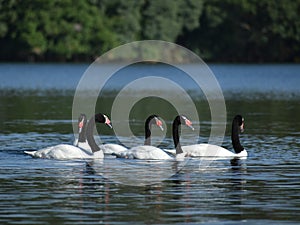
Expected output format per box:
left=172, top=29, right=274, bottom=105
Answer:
left=240, top=122, right=244, bottom=133
left=185, top=119, right=194, bottom=131
left=158, top=125, right=164, bottom=131
left=105, top=120, right=113, bottom=129
left=104, top=115, right=113, bottom=129
left=155, top=118, right=164, bottom=131
left=106, top=122, right=113, bottom=129
left=78, top=120, right=84, bottom=133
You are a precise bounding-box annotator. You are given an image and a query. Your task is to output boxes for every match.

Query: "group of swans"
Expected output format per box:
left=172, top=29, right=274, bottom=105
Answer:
left=112, top=114, right=195, bottom=160
left=164, top=115, right=247, bottom=158
left=24, top=113, right=247, bottom=160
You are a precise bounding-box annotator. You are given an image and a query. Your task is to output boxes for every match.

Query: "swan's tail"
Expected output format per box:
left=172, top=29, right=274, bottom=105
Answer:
left=24, top=150, right=36, bottom=157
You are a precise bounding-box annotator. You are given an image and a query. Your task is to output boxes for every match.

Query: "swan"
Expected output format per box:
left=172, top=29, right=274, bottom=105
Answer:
left=24, top=113, right=112, bottom=159
left=165, top=115, right=247, bottom=158
left=113, top=114, right=194, bottom=160
left=112, top=115, right=165, bottom=159
left=171, top=115, right=195, bottom=160
left=101, top=114, right=164, bottom=155
left=72, top=114, right=125, bottom=155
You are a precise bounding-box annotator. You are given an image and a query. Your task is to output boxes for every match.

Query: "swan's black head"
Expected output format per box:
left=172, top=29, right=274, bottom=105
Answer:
left=78, top=114, right=87, bottom=134
left=234, top=115, right=244, bottom=133
left=146, top=114, right=164, bottom=131
left=94, top=113, right=112, bottom=128
left=144, top=114, right=164, bottom=145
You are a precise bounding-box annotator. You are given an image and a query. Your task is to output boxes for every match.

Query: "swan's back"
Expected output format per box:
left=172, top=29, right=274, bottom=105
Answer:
left=115, top=146, right=172, bottom=160
left=100, top=143, right=127, bottom=155
left=182, top=144, right=235, bottom=157
left=25, top=144, right=97, bottom=160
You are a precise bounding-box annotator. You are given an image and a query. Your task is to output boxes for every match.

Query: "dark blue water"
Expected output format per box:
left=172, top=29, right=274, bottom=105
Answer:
left=0, top=63, right=300, bottom=224
left=1, top=64, right=299, bottom=96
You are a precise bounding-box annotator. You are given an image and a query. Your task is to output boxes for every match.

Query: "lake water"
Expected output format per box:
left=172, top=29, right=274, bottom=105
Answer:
left=0, top=63, right=300, bottom=224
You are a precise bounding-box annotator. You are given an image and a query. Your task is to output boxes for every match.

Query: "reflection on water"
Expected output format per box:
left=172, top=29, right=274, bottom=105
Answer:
left=0, top=64, right=300, bottom=224
left=87, top=157, right=191, bottom=186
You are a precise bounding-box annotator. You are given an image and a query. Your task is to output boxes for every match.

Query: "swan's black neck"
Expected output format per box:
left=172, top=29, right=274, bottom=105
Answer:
left=173, top=116, right=183, bottom=155
left=144, top=115, right=157, bottom=145
left=78, top=130, right=86, bottom=142
left=78, top=115, right=87, bottom=143
left=231, top=116, right=244, bottom=154
left=86, top=114, right=106, bottom=153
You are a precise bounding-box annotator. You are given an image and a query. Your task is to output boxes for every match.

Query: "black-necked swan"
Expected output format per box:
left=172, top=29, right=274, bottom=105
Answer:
left=166, top=115, right=247, bottom=158
left=24, top=113, right=89, bottom=158
left=24, top=113, right=112, bottom=159
left=113, top=114, right=194, bottom=160
left=171, top=115, right=195, bottom=160
left=112, top=115, right=164, bottom=159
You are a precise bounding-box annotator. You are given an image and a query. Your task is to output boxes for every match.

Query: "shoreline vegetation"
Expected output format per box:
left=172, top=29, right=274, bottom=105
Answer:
left=0, top=0, right=299, bottom=63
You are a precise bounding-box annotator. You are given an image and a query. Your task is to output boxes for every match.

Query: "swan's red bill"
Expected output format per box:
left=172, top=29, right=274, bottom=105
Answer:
left=155, top=118, right=164, bottom=131
left=104, top=115, right=113, bottom=128
left=240, top=122, right=244, bottom=133
left=78, top=119, right=85, bottom=133
left=185, top=119, right=194, bottom=130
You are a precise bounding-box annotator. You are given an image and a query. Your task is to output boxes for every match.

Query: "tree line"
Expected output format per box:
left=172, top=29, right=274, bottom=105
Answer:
left=0, top=0, right=299, bottom=63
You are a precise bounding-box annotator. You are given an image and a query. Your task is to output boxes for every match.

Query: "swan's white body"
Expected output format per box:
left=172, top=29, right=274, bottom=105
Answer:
left=114, top=146, right=173, bottom=160
left=74, top=139, right=128, bottom=155
left=100, top=143, right=128, bottom=155
left=24, top=144, right=103, bottom=160
left=164, top=144, right=247, bottom=158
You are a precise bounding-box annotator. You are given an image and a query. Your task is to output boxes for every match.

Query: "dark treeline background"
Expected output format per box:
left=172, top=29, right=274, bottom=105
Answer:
left=0, top=0, right=299, bottom=63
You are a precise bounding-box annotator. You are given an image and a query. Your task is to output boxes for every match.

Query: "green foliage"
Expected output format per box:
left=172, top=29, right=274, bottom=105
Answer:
left=141, top=0, right=203, bottom=41
left=0, top=0, right=118, bottom=61
left=0, top=0, right=299, bottom=62
left=181, top=0, right=300, bottom=62
left=99, top=0, right=143, bottom=43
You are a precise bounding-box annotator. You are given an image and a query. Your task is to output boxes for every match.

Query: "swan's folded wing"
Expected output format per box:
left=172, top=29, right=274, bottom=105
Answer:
left=100, top=144, right=127, bottom=155
left=113, top=146, right=172, bottom=160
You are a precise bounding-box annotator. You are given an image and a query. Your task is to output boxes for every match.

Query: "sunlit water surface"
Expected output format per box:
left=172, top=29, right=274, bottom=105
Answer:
left=0, top=64, right=300, bottom=224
